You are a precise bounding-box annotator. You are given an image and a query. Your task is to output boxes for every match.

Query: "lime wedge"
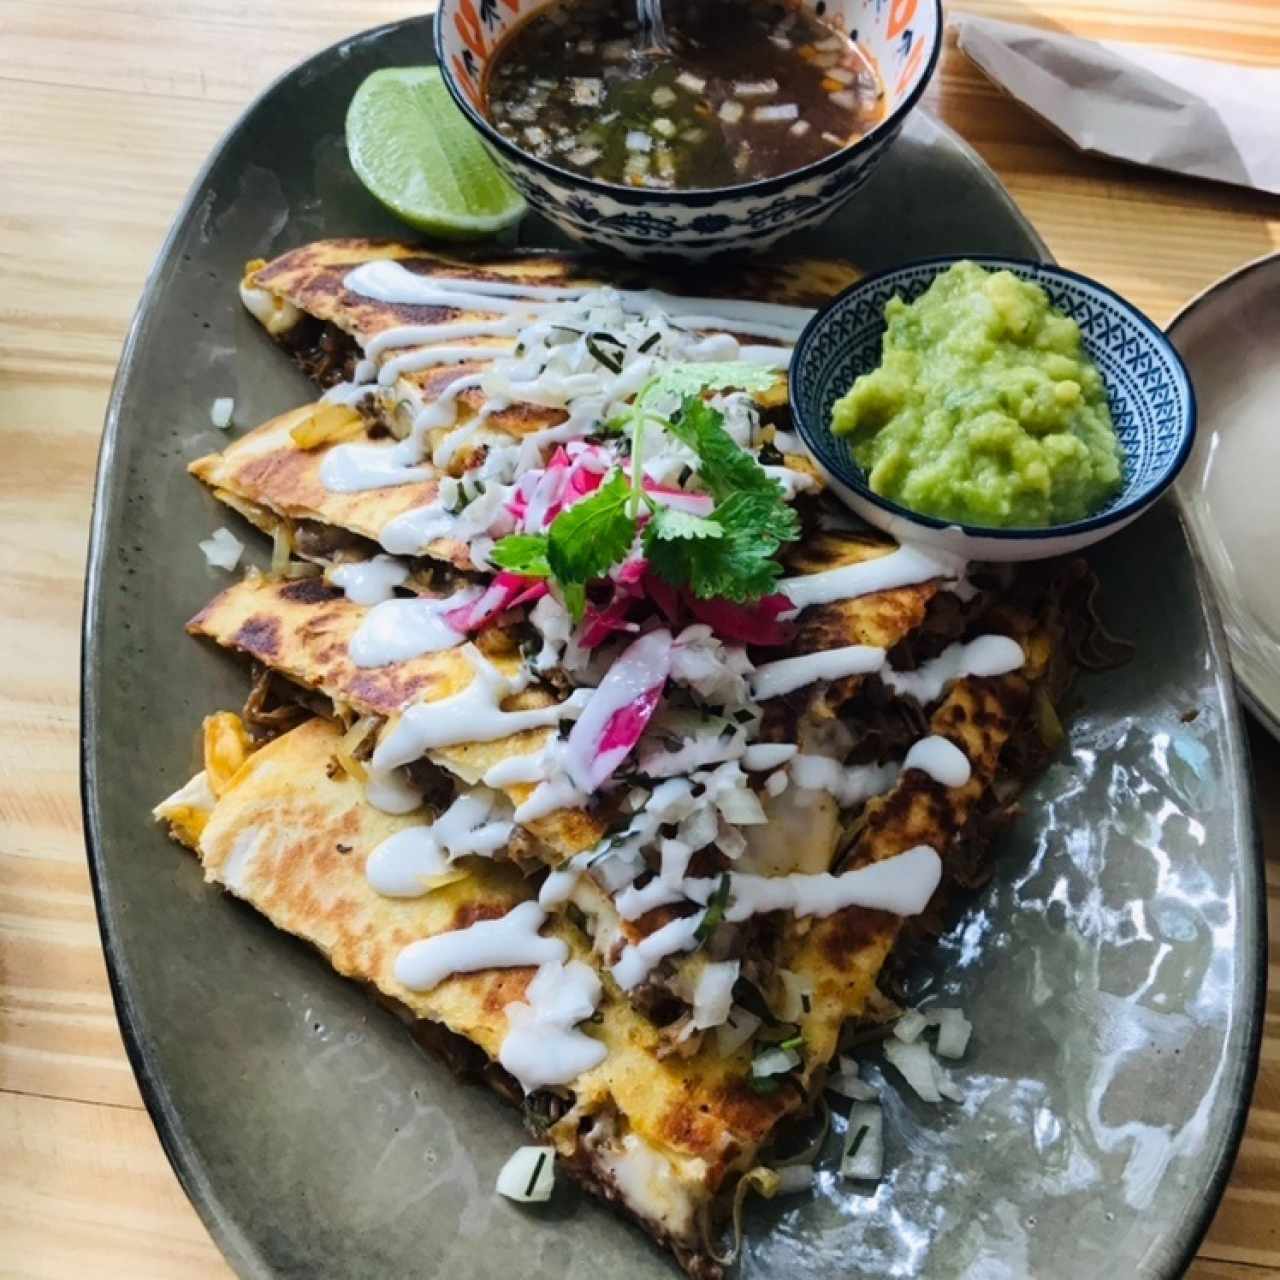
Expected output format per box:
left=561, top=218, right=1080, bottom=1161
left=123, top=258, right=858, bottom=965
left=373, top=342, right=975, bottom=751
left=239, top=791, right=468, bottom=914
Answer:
left=346, top=66, right=526, bottom=239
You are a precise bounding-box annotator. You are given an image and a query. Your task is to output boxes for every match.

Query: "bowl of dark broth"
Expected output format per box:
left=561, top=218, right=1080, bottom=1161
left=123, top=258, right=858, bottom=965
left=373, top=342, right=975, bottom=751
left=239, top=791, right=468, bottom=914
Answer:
left=436, top=0, right=942, bottom=259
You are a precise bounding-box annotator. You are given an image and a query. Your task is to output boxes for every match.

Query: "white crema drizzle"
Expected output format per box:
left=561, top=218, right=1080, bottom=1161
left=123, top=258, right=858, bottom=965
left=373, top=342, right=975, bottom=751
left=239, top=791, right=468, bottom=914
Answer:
left=349, top=587, right=479, bottom=667
left=321, top=259, right=810, bottom=556
left=750, top=635, right=1025, bottom=703
left=385, top=894, right=604, bottom=1092
left=371, top=645, right=590, bottom=772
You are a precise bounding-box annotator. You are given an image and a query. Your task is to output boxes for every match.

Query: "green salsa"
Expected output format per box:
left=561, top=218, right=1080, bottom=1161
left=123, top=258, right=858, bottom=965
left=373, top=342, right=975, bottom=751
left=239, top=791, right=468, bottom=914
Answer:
left=831, top=261, right=1123, bottom=528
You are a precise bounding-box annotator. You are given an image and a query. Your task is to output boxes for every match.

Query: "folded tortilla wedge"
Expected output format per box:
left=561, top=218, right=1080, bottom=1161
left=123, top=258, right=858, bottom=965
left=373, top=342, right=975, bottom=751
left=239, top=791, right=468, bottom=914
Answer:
left=182, top=521, right=974, bottom=866
left=210, top=242, right=852, bottom=570
left=155, top=591, right=1067, bottom=1274
left=157, top=715, right=810, bottom=1276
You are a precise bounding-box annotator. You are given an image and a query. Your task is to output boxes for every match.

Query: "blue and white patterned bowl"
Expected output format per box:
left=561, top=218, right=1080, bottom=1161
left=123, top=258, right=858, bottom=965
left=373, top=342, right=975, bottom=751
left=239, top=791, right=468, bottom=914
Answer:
left=434, top=0, right=942, bottom=261
left=789, top=255, right=1197, bottom=561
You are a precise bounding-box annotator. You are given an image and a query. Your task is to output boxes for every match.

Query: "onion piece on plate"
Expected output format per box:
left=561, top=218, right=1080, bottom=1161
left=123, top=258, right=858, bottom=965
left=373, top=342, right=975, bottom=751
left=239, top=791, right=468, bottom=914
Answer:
left=496, top=1146, right=556, bottom=1203
left=841, top=1104, right=884, bottom=1181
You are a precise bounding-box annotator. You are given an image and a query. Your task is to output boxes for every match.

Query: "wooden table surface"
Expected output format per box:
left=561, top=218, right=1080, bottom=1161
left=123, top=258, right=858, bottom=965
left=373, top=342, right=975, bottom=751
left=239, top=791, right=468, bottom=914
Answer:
left=1, top=1, right=1277, bottom=1275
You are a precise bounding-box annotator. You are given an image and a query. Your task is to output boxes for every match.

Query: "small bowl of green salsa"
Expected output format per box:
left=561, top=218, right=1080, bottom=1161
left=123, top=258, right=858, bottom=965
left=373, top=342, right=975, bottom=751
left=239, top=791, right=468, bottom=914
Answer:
left=789, top=256, right=1196, bottom=561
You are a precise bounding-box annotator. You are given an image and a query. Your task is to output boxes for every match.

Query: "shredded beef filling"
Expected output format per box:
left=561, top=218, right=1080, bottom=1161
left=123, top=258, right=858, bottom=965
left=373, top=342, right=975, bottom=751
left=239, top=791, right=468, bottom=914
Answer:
left=283, top=317, right=361, bottom=389
left=293, top=520, right=380, bottom=561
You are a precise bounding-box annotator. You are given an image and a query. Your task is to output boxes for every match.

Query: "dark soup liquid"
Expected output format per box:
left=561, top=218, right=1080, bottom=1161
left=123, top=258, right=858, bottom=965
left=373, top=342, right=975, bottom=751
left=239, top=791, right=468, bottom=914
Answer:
left=484, top=0, right=886, bottom=189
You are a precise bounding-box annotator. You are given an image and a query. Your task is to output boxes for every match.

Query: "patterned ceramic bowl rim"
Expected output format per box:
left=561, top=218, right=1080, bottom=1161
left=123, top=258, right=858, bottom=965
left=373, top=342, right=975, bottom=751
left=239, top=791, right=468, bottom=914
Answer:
left=789, top=253, right=1199, bottom=541
left=433, top=0, right=943, bottom=204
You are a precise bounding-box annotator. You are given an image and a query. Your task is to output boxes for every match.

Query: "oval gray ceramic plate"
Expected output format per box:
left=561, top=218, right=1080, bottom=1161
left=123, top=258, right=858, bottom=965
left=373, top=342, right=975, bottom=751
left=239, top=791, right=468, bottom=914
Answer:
left=1170, top=251, right=1280, bottom=742
left=82, top=16, right=1264, bottom=1280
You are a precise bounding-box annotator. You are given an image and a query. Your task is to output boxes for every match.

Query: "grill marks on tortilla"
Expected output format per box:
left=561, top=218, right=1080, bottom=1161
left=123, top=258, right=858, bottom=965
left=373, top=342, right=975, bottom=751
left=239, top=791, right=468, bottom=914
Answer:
left=775, top=654, right=1038, bottom=1072
left=189, top=577, right=474, bottom=717
left=786, top=531, right=943, bottom=655
left=187, top=576, right=609, bottom=859
left=189, top=406, right=445, bottom=558
left=192, top=716, right=812, bottom=1198
left=232, top=613, right=282, bottom=660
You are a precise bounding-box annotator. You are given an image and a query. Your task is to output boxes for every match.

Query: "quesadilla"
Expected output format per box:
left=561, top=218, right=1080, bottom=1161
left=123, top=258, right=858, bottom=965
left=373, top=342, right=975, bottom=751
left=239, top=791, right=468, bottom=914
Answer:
left=157, top=571, right=1070, bottom=1271
left=161, top=232, right=1107, bottom=1276
left=206, top=241, right=844, bottom=573
left=159, top=715, right=807, bottom=1272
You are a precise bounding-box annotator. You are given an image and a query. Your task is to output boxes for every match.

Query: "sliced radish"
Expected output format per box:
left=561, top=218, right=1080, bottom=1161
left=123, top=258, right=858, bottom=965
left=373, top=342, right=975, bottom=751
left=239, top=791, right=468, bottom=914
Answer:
left=564, top=629, right=672, bottom=791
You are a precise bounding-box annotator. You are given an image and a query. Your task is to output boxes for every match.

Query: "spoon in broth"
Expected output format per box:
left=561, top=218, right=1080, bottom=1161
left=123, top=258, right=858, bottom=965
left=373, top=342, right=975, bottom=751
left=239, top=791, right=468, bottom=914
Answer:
left=635, top=0, right=672, bottom=55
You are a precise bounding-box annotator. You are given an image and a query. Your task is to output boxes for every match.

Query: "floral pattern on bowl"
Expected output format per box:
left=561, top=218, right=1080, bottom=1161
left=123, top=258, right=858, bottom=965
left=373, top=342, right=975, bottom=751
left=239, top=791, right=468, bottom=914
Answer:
left=435, top=0, right=943, bottom=259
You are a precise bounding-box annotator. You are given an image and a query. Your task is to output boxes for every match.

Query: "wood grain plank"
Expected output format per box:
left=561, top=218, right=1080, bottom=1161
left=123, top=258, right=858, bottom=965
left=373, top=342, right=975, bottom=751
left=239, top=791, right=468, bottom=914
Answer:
left=0, top=1091, right=228, bottom=1279
left=1190, top=1262, right=1280, bottom=1280
left=0, top=0, right=1277, bottom=1274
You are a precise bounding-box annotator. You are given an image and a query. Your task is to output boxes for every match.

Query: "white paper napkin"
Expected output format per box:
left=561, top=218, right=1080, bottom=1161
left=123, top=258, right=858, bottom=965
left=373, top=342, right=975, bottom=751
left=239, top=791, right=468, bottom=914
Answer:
left=953, top=14, right=1280, bottom=195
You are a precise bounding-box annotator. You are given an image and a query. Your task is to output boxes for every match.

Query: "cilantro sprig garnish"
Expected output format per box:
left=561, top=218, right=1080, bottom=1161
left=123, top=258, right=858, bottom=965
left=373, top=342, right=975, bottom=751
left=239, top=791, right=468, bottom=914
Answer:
left=490, top=364, right=798, bottom=620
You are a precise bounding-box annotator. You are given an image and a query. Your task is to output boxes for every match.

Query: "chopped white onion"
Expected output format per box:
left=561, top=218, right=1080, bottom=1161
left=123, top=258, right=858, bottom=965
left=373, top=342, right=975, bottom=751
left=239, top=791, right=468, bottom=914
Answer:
left=651, top=85, right=677, bottom=107
left=752, top=1046, right=801, bottom=1078
left=210, top=397, right=234, bottom=429
left=570, top=77, right=603, bottom=106
left=769, top=33, right=792, bottom=49
left=675, top=71, right=706, bottom=93
left=692, top=960, right=739, bottom=1030
left=716, top=1006, right=761, bottom=1057
left=718, top=100, right=745, bottom=124
left=742, top=743, right=797, bottom=772
left=775, top=1164, right=814, bottom=1194
left=776, top=969, right=814, bottom=1022
left=885, top=1034, right=966, bottom=1104
left=567, top=146, right=602, bottom=167
left=826, top=1058, right=878, bottom=1102
left=893, top=1008, right=929, bottom=1044
left=883, top=1037, right=940, bottom=1103
left=822, top=131, right=846, bottom=147
left=841, top=1103, right=883, bottom=1181
left=523, top=126, right=547, bottom=145
left=625, top=130, right=653, bottom=153
left=652, top=117, right=676, bottom=139
left=814, top=35, right=845, bottom=51
left=198, top=527, right=244, bottom=571
left=496, top=1146, right=556, bottom=1202
left=680, top=127, right=706, bottom=144
left=933, top=1008, right=973, bottom=1060
left=752, top=103, right=799, bottom=123
left=734, top=78, right=778, bottom=98
left=716, top=783, right=767, bottom=827
left=789, top=120, right=811, bottom=138
left=932, top=1056, right=966, bottom=1103
left=828, top=90, right=857, bottom=110
left=825, top=65, right=855, bottom=85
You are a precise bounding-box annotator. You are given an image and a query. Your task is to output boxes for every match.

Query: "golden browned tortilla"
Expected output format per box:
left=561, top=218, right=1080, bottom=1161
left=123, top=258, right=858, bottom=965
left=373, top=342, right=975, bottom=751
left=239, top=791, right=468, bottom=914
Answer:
left=167, top=715, right=802, bottom=1273
left=189, top=405, right=469, bottom=568
left=157, top=596, right=1056, bottom=1272
left=156, top=234, right=1098, bottom=1278
left=211, top=242, right=855, bottom=571
left=186, top=573, right=608, bottom=861
left=242, top=239, right=857, bottom=432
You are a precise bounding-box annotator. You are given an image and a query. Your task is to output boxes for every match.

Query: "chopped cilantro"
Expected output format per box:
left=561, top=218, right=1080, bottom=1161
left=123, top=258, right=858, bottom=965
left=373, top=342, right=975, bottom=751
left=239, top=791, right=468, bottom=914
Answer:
left=545, top=469, right=636, bottom=619
left=489, top=533, right=551, bottom=579
left=694, top=872, right=731, bottom=945
left=636, top=361, right=778, bottom=412
left=644, top=506, right=723, bottom=543
left=512, top=393, right=797, bottom=616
